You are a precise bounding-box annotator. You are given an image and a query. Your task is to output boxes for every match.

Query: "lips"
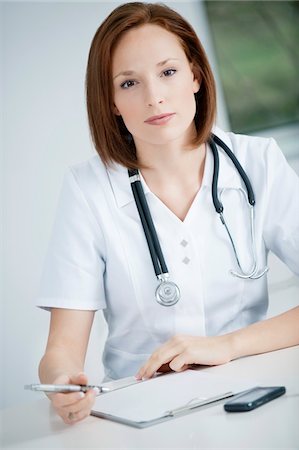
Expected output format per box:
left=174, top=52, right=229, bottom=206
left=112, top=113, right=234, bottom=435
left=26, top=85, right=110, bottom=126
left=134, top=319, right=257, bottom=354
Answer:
left=144, top=113, right=175, bottom=123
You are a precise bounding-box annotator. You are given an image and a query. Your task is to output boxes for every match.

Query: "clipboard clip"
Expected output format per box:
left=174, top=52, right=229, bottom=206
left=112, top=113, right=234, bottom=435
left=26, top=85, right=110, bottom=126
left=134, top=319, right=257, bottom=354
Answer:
left=165, top=391, right=234, bottom=417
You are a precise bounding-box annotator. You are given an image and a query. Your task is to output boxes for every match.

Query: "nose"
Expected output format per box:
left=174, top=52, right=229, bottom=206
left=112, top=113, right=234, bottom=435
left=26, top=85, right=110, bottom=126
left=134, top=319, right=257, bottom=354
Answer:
left=144, top=80, right=165, bottom=107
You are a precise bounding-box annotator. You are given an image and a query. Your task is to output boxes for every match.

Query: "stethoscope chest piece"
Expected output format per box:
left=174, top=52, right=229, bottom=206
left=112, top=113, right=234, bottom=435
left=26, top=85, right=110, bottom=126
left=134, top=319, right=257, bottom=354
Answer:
left=155, top=280, right=180, bottom=306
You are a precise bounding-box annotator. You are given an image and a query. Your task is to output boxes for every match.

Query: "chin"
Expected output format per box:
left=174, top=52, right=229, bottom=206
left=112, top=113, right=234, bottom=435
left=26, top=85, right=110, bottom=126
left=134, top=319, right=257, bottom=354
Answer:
left=147, top=128, right=190, bottom=144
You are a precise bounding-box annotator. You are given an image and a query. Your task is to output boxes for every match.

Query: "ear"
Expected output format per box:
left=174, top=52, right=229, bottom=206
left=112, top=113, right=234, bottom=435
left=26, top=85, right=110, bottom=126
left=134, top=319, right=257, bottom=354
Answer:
left=193, top=77, right=200, bottom=94
left=190, top=62, right=200, bottom=94
left=113, top=104, right=121, bottom=116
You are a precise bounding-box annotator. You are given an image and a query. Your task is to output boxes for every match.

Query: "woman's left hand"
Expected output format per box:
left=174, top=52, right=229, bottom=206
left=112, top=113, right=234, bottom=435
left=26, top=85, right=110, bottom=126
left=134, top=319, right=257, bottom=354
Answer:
left=135, top=334, right=234, bottom=380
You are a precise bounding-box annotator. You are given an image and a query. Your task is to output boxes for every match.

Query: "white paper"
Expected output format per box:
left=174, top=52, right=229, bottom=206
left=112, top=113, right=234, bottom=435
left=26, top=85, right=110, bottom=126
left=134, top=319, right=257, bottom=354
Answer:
left=92, top=370, right=256, bottom=424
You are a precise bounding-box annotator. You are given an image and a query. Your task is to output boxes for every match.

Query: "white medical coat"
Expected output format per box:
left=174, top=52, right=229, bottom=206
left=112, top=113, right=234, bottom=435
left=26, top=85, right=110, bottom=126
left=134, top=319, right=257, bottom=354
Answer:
left=36, top=126, right=299, bottom=379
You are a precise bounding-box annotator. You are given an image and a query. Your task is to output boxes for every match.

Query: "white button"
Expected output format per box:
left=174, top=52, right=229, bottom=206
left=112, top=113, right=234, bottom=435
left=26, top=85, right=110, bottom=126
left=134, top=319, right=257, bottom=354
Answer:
left=182, top=257, right=190, bottom=264
left=180, top=239, right=188, bottom=247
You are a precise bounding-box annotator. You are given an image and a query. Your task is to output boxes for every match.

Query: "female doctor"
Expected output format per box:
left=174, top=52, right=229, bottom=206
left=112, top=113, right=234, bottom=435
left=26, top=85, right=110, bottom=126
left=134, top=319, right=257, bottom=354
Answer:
left=37, top=2, right=299, bottom=424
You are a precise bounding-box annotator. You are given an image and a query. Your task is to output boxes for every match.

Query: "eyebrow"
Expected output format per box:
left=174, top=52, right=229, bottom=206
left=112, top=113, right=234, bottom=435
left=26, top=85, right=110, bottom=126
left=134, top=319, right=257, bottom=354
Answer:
left=113, top=58, right=180, bottom=80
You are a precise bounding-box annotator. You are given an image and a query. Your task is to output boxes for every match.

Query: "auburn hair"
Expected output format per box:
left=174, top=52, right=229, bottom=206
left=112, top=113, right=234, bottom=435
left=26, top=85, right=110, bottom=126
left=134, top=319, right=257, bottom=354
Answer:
left=85, top=2, right=216, bottom=169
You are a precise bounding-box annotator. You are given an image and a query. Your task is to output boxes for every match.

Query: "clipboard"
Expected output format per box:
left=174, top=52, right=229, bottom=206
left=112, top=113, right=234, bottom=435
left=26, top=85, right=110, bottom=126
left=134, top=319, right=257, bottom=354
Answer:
left=91, top=369, right=256, bottom=428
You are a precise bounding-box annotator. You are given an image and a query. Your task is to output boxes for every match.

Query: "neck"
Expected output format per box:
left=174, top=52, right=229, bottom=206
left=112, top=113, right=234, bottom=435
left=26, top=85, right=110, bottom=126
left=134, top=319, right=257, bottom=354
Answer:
left=134, top=122, right=207, bottom=181
left=136, top=141, right=206, bottom=222
left=137, top=141, right=206, bottom=187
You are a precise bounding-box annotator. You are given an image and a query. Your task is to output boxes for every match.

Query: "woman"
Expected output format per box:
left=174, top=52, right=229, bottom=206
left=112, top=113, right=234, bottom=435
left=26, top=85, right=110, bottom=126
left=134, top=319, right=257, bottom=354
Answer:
left=37, top=2, right=299, bottom=424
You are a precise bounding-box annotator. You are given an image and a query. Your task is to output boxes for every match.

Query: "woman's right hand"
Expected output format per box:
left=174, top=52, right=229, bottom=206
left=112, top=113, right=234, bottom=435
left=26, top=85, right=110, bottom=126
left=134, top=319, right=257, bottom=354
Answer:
left=49, top=372, right=99, bottom=424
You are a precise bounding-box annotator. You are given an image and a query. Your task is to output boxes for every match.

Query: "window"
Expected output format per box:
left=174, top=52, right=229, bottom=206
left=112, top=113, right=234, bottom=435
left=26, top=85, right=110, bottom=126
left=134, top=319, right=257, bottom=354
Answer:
left=205, top=1, right=299, bottom=134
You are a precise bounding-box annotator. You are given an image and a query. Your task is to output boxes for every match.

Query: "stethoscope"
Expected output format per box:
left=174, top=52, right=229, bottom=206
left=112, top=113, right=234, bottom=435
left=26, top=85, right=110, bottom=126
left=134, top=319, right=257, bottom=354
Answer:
left=128, top=134, right=269, bottom=307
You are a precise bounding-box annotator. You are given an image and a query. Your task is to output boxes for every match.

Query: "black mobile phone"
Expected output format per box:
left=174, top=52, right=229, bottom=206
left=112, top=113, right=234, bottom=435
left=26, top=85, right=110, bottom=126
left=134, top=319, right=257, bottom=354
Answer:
left=224, top=386, right=286, bottom=412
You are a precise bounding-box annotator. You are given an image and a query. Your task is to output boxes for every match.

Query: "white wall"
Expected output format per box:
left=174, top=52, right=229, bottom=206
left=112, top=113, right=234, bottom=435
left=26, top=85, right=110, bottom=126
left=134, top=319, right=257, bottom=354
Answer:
left=2, top=1, right=298, bottom=411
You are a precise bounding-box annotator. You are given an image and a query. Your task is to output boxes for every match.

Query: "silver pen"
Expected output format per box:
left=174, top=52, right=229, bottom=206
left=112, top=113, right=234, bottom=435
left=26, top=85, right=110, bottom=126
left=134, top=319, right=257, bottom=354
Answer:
left=24, top=383, right=110, bottom=393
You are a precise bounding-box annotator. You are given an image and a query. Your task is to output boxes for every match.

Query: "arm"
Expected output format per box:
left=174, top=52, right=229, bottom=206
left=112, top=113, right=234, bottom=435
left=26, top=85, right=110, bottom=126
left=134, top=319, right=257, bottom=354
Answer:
left=230, top=305, right=299, bottom=359
left=39, top=308, right=95, bottom=382
left=136, top=306, right=299, bottom=379
left=39, top=308, right=98, bottom=424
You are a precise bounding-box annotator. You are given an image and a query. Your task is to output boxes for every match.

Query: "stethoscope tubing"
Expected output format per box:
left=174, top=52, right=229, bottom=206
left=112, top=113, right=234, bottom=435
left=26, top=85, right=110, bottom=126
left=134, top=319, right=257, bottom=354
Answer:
left=210, top=134, right=268, bottom=279
left=129, top=169, right=168, bottom=277
left=211, top=134, right=255, bottom=208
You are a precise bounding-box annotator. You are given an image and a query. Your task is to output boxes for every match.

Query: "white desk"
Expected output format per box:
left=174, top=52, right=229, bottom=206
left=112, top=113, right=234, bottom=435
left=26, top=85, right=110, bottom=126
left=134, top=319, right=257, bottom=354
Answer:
left=2, top=346, right=299, bottom=449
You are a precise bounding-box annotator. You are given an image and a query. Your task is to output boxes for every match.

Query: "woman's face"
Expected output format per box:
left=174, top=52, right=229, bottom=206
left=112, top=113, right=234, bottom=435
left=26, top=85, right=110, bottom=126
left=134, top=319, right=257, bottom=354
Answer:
left=112, top=24, right=200, bottom=149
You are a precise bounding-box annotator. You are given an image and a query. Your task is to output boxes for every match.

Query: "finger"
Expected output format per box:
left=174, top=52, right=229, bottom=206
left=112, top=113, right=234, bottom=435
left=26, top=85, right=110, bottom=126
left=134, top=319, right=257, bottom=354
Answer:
left=64, top=409, right=90, bottom=425
left=137, top=343, right=182, bottom=379
left=64, top=406, right=92, bottom=425
left=169, top=352, right=193, bottom=372
left=53, top=374, right=71, bottom=385
left=62, top=389, right=97, bottom=424
left=62, top=386, right=99, bottom=410
left=52, top=391, right=86, bottom=408
left=70, top=372, right=88, bottom=385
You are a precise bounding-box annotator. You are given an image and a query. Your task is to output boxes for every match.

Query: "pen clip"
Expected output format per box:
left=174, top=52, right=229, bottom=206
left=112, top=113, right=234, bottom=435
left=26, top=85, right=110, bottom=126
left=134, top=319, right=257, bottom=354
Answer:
left=166, top=392, right=233, bottom=416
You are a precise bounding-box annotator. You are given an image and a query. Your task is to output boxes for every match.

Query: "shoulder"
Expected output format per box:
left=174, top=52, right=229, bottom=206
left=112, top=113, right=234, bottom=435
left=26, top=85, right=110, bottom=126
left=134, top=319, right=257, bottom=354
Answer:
left=62, top=153, right=115, bottom=203
left=61, top=153, right=129, bottom=214
left=212, top=127, right=299, bottom=207
left=213, top=125, right=276, bottom=157
left=212, top=125, right=285, bottom=173
left=53, top=154, right=112, bottom=216
left=68, top=153, right=107, bottom=186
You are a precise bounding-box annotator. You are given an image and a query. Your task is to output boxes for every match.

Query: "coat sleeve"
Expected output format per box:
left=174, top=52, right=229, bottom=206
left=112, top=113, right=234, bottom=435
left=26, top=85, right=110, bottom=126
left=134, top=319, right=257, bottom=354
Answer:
left=36, top=167, right=107, bottom=311
left=263, top=138, right=299, bottom=277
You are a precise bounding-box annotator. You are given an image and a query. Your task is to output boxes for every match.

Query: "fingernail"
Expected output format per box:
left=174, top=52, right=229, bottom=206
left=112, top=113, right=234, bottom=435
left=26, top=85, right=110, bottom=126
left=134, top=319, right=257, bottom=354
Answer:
left=135, top=373, right=142, bottom=380
left=78, top=392, right=85, bottom=399
left=92, top=387, right=101, bottom=396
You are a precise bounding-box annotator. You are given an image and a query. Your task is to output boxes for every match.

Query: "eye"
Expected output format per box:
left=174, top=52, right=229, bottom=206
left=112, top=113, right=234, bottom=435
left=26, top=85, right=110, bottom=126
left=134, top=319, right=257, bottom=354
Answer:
left=163, top=69, right=177, bottom=77
left=120, top=80, right=137, bottom=90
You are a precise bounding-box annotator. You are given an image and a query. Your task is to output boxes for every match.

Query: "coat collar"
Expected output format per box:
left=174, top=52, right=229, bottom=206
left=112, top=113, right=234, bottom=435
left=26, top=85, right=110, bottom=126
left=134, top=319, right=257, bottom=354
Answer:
left=106, top=125, right=243, bottom=209
left=202, top=125, right=242, bottom=190
left=106, top=162, right=150, bottom=209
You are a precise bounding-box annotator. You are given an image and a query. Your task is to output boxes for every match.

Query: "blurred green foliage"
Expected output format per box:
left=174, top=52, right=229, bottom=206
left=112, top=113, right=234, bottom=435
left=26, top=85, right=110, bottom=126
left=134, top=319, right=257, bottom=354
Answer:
left=205, top=1, right=299, bottom=133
